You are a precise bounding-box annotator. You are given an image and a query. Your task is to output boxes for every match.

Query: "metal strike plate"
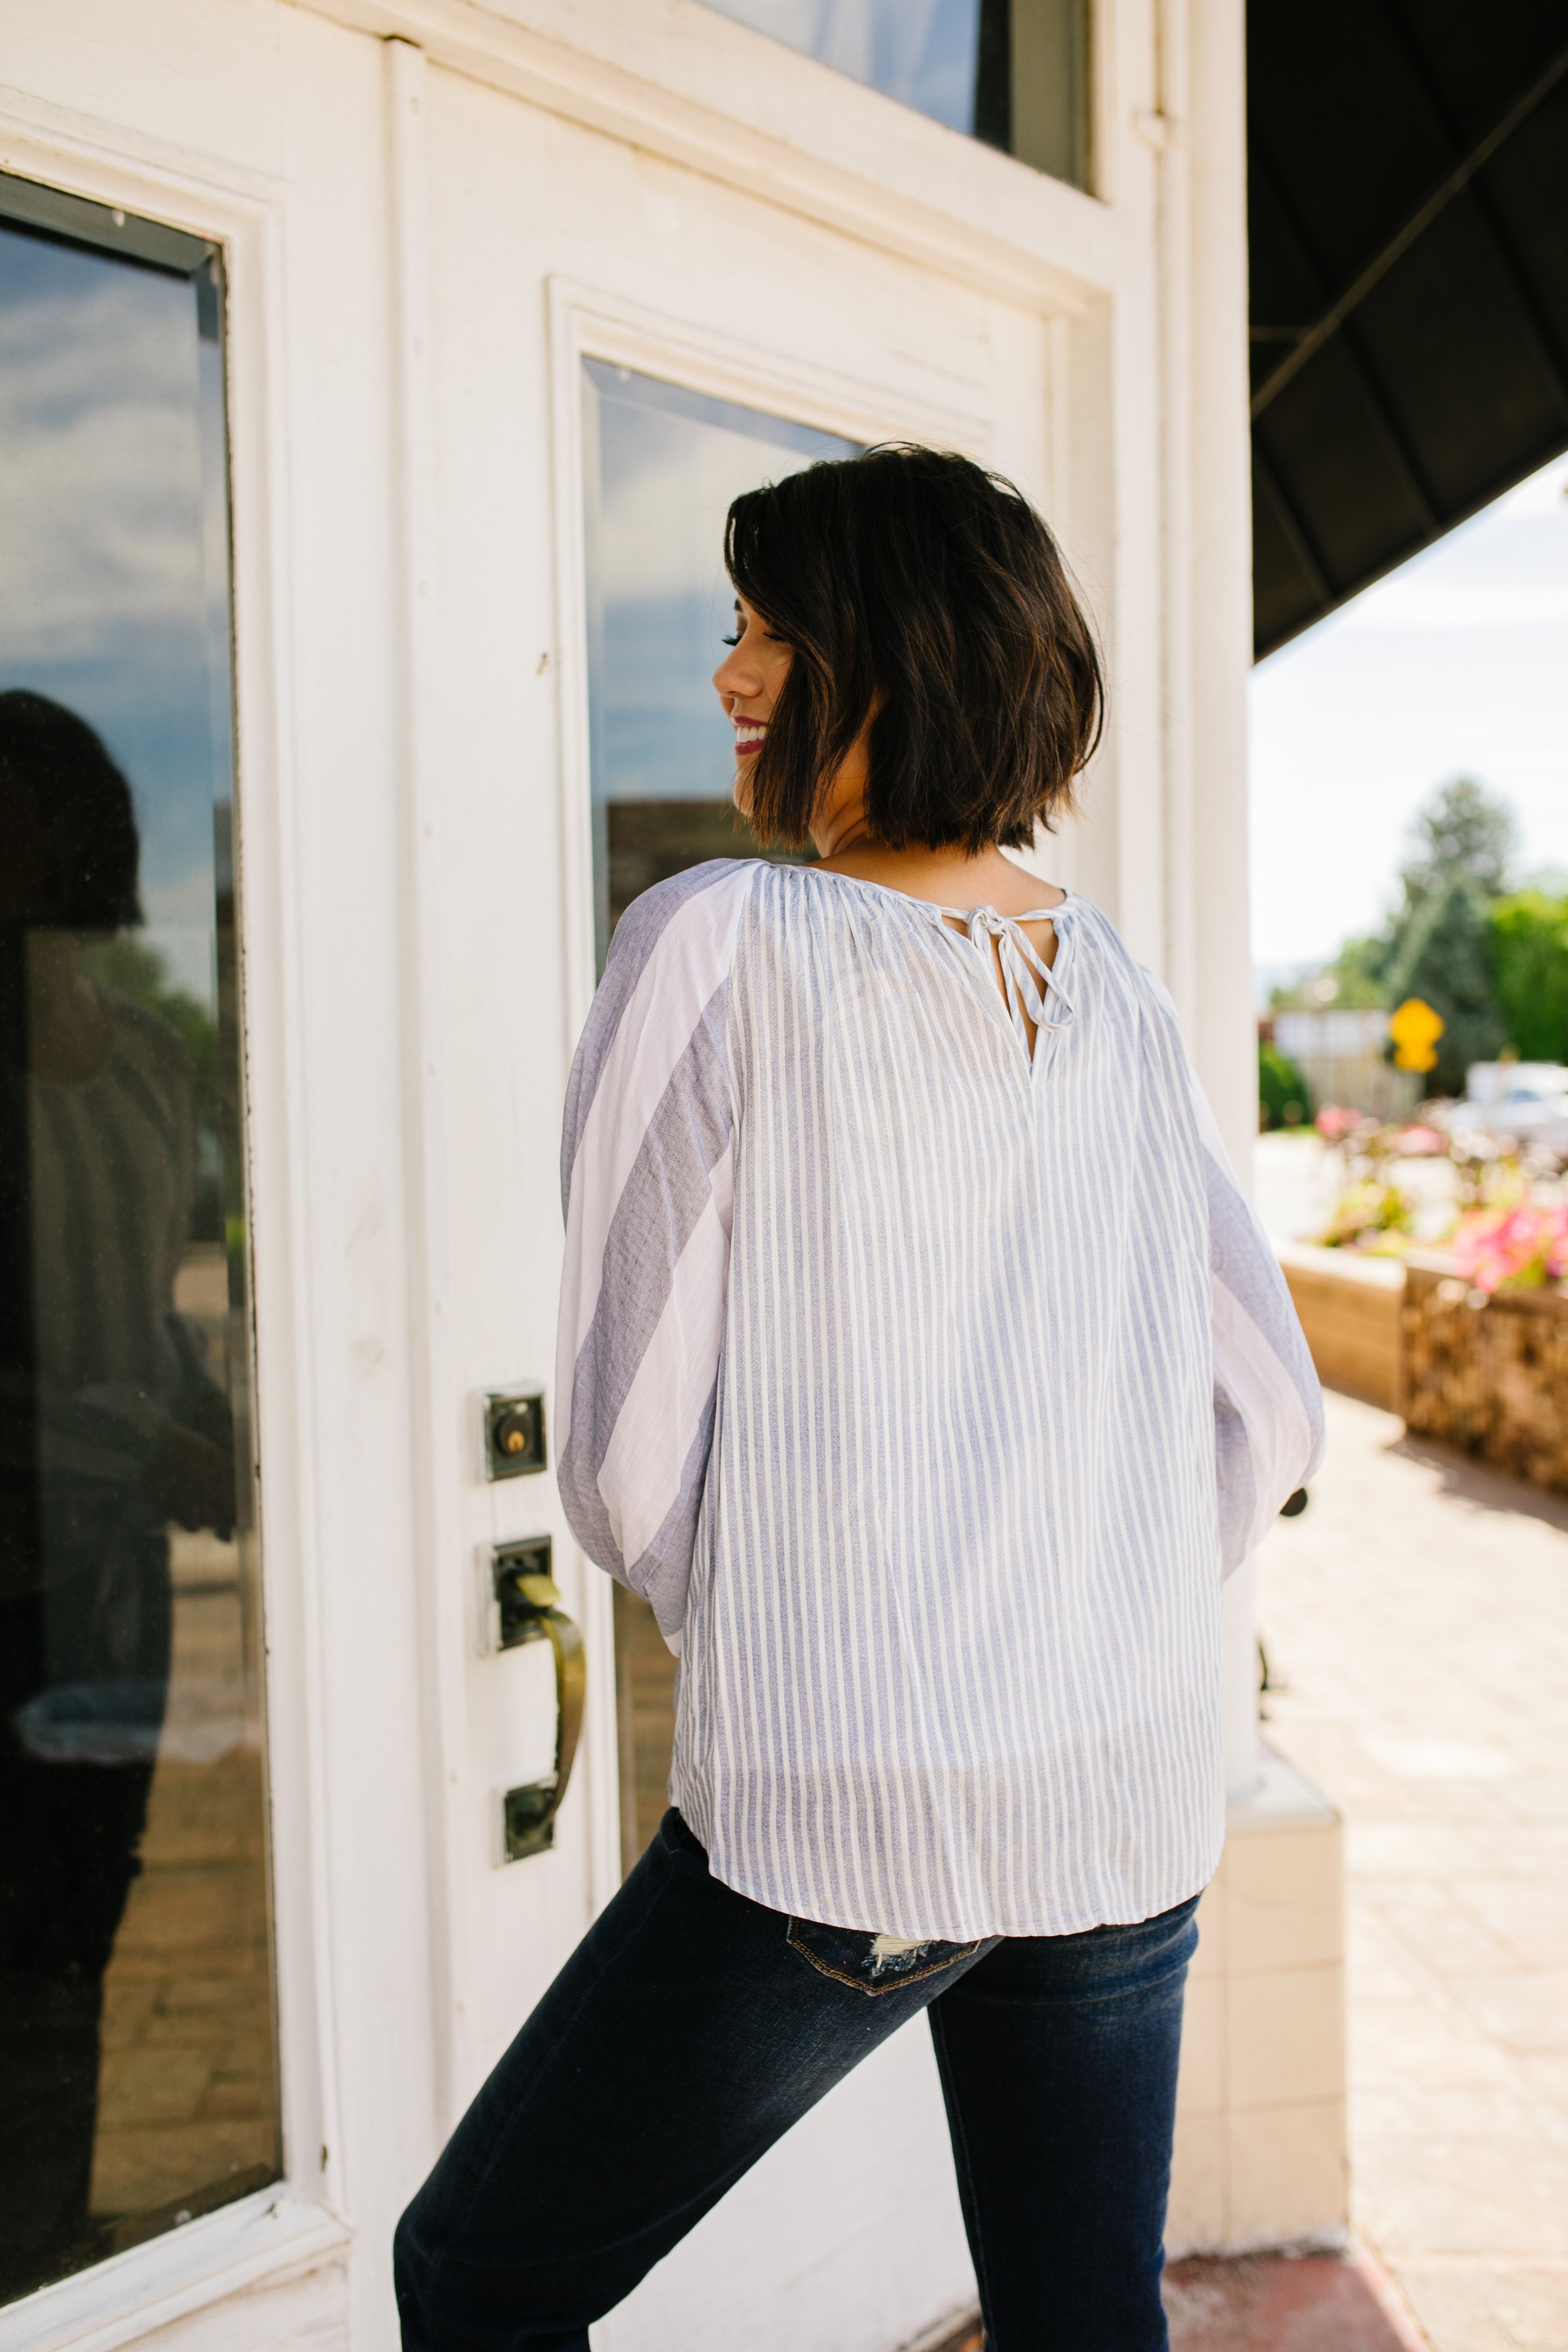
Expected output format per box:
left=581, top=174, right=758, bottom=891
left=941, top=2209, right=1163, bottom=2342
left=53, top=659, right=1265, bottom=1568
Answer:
left=502, top=1780, right=559, bottom=1862
left=484, top=1386, right=546, bottom=1481
left=492, top=1535, right=554, bottom=1651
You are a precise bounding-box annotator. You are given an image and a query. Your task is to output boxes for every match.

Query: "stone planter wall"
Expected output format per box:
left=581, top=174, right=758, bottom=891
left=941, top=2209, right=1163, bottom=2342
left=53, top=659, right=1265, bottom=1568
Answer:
left=1277, top=1244, right=1403, bottom=1413
left=1401, top=1259, right=1568, bottom=1494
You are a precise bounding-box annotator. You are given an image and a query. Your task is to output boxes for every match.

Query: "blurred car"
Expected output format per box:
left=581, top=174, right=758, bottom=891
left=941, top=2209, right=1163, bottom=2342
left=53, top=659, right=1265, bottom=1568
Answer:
left=1447, top=1065, right=1568, bottom=1155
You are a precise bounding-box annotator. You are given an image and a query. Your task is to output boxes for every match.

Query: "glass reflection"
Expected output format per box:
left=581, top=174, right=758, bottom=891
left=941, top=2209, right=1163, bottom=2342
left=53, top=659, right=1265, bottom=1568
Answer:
left=582, top=360, right=855, bottom=972
left=0, top=195, right=275, bottom=2303
left=582, top=362, right=856, bottom=1866
left=706, top=0, right=990, bottom=133
left=698, top=0, right=1089, bottom=185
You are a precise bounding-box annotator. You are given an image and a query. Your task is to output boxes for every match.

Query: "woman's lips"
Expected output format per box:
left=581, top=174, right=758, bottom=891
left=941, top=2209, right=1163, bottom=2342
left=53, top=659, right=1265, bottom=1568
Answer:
left=733, top=721, right=767, bottom=759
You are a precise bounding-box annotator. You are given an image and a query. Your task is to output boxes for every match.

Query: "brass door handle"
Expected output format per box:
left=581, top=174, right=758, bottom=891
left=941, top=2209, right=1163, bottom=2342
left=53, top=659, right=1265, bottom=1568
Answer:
left=492, top=1540, right=585, bottom=1862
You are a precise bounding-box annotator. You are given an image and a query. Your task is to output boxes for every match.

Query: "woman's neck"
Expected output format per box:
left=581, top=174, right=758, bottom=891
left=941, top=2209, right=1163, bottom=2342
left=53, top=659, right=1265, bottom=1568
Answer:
left=811, top=790, right=1064, bottom=919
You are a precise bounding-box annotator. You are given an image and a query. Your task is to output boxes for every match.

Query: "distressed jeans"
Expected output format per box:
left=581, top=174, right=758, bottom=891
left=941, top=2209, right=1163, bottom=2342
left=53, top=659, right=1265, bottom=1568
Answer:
left=395, top=1809, right=1200, bottom=2352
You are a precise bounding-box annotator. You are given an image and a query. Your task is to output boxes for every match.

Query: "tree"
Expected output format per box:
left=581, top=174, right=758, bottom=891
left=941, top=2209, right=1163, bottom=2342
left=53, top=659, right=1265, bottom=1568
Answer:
left=1288, top=777, right=1521, bottom=1091
left=1369, top=777, right=1516, bottom=1092
left=77, top=931, right=219, bottom=1124
left=1324, top=933, right=1394, bottom=1008
left=1270, top=935, right=1392, bottom=1013
left=1383, top=873, right=1506, bottom=1096
left=1491, top=891, right=1568, bottom=1064
left=1397, top=776, right=1516, bottom=915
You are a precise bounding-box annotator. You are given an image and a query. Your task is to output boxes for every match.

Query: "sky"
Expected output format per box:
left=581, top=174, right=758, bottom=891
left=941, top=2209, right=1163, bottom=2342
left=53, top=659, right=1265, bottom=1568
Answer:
left=1248, top=447, right=1568, bottom=986
left=586, top=361, right=851, bottom=804
left=0, top=221, right=227, bottom=1003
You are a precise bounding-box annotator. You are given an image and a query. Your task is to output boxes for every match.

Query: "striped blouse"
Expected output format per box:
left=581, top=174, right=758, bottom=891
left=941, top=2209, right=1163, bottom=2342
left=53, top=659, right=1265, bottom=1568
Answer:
left=557, top=860, right=1323, bottom=1941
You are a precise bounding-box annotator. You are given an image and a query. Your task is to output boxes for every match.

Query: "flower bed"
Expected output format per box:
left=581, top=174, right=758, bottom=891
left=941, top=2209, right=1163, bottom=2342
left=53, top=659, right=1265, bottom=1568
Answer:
left=1273, top=1106, right=1568, bottom=1489
left=1402, top=1259, right=1568, bottom=1493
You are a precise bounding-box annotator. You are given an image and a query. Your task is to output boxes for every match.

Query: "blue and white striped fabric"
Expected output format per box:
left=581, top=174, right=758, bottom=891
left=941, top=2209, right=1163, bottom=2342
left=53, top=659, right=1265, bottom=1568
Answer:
left=558, top=861, right=1323, bottom=1940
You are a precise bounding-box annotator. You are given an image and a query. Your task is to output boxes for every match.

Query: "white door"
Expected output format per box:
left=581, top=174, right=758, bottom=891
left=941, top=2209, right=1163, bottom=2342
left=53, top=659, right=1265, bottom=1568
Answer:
left=0, top=7, right=1195, bottom=2347
left=409, top=53, right=1079, bottom=2352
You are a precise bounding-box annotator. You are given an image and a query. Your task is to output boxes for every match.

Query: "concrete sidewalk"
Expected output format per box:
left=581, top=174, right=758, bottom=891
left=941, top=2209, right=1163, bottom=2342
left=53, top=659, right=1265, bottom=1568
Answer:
left=1255, top=1390, right=1568, bottom=2352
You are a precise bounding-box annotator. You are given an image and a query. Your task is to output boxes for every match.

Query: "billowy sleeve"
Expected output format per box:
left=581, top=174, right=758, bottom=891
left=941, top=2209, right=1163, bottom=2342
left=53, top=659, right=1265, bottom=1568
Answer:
left=555, top=862, right=754, bottom=1651
left=1185, top=1074, right=1325, bottom=1575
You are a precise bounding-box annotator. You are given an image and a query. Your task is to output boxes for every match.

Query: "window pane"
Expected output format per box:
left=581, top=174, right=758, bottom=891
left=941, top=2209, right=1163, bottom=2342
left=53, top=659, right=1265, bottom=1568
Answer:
left=0, top=184, right=277, bottom=2302
left=582, top=359, right=856, bottom=975
left=581, top=361, right=854, bottom=1865
left=698, top=0, right=1090, bottom=189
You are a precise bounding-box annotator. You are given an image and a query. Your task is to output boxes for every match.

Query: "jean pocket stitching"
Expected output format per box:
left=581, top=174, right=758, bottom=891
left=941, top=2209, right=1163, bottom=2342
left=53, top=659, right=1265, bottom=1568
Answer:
left=786, top=1923, right=981, bottom=1996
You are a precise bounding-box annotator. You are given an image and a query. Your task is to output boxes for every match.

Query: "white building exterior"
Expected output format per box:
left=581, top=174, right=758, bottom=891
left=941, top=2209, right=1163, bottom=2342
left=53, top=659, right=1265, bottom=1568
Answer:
left=0, top=5, right=1345, bottom=2347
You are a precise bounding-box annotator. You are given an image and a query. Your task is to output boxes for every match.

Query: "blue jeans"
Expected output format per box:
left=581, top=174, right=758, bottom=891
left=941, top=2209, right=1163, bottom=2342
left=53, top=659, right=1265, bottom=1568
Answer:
left=395, top=1811, right=1200, bottom=2352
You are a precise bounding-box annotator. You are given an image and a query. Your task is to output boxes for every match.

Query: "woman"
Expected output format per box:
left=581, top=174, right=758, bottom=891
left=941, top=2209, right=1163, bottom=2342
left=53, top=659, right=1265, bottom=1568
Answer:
left=396, top=448, right=1323, bottom=2351
left=0, top=690, right=234, bottom=2293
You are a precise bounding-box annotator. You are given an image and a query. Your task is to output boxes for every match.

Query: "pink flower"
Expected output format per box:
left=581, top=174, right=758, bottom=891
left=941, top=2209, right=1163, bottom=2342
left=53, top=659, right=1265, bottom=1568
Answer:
left=1396, top=1124, right=1446, bottom=1156
left=1315, top=1105, right=1359, bottom=1140
left=1453, top=1203, right=1568, bottom=1294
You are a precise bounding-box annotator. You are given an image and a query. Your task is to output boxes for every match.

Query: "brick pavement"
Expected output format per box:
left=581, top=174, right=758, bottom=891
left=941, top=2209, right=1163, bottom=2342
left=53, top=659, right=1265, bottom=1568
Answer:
left=90, top=1548, right=278, bottom=2237
left=1255, top=1389, right=1568, bottom=2352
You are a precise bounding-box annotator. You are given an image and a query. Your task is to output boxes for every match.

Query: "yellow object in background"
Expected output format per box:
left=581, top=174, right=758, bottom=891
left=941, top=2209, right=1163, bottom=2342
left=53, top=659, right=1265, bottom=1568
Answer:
left=1389, top=996, right=1445, bottom=1073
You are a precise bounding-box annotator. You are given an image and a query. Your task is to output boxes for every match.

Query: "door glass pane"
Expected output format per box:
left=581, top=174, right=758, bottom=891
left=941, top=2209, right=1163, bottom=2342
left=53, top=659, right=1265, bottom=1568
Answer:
left=0, top=181, right=277, bottom=2301
left=698, top=0, right=1090, bottom=189
left=583, top=361, right=857, bottom=976
left=581, top=360, right=854, bottom=1867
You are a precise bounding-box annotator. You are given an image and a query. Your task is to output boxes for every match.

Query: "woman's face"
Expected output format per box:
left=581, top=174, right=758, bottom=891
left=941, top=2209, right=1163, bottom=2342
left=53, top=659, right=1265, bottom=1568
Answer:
left=712, top=592, right=791, bottom=817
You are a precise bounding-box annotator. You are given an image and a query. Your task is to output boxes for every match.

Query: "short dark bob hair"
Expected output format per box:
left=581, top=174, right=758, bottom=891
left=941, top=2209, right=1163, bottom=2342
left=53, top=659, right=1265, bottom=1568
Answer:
left=0, top=688, right=142, bottom=931
left=724, top=445, right=1102, bottom=854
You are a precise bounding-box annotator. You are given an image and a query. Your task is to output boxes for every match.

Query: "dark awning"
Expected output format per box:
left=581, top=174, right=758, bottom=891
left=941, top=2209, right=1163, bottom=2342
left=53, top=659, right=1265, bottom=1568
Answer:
left=1248, top=3, right=1568, bottom=658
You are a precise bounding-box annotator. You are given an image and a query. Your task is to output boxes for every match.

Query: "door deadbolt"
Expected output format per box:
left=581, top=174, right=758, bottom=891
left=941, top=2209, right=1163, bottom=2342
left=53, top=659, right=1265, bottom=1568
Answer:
left=484, top=1386, right=546, bottom=1480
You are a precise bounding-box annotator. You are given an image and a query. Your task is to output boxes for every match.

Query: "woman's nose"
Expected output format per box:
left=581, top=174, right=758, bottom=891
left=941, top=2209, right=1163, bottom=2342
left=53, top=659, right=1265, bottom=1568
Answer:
left=713, top=648, right=758, bottom=701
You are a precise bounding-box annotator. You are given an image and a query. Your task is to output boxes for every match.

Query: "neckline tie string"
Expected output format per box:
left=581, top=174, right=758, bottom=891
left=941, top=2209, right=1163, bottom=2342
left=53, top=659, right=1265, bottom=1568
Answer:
left=935, top=903, right=1076, bottom=1059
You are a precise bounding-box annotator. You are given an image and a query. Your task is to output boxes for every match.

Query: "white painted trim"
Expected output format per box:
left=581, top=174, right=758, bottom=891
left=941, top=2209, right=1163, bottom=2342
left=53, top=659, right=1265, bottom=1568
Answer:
left=384, top=29, right=477, bottom=2135
left=541, top=280, right=623, bottom=1919
left=0, top=112, right=276, bottom=266
left=292, top=0, right=1121, bottom=311
left=558, top=290, right=988, bottom=461
left=224, top=173, right=350, bottom=2262
left=1155, top=0, right=1197, bottom=1042
left=544, top=280, right=600, bottom=1070
left=1088, top=0, right=1120, bottom=208
left=0, top=81, right=281, bottom=219
left=0, top=2194, right=349, bottom=2352
left=1045, top=311, right=1075, bottom=545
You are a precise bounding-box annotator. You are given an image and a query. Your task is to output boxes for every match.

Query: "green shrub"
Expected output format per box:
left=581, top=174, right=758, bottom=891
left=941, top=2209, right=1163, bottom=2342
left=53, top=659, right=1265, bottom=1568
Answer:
left=1491, top=890, right=1568, bottom=1064
left=1259, top=1040, right=1309, bottom=1130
